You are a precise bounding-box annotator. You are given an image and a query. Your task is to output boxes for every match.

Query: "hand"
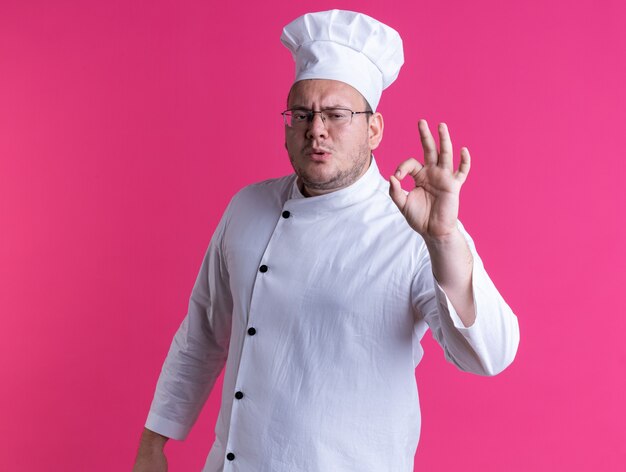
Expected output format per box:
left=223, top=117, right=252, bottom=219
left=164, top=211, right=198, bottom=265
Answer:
left=389, top=120, right=470, bottom=242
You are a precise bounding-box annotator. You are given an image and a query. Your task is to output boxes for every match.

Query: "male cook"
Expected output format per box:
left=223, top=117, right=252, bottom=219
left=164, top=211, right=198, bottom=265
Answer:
left=133, top=9, right=520, bottom=472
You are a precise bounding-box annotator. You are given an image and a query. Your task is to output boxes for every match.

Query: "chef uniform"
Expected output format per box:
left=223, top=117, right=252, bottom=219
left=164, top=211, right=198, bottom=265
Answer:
left=144, top=10, right=520, bottom=472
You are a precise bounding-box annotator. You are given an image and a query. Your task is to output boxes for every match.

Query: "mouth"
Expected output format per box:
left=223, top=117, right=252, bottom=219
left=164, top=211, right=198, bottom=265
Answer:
left=306, top=147, right=332, bottom=162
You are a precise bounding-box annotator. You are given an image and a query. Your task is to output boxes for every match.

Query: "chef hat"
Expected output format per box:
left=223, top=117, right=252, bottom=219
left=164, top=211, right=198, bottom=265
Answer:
left=281, top=10, right=404, bottom=111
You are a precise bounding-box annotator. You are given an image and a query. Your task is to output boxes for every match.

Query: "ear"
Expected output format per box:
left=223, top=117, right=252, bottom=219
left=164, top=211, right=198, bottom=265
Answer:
left=368, top=112, right=384, bottom=150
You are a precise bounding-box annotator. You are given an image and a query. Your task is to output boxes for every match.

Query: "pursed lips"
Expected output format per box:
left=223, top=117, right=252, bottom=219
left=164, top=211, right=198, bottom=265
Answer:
left=304, top=146, right=333, bottom=161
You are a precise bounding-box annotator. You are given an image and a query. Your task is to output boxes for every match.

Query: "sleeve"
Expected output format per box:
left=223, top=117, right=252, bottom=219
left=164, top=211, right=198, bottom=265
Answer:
left=411, top=221, right=520, bottom=376
left=144, top=205, right=234, bottom=440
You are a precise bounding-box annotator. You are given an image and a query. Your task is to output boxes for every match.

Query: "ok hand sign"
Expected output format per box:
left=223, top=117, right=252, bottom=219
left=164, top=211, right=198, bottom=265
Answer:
left=389, top=120, right=471, bottom=242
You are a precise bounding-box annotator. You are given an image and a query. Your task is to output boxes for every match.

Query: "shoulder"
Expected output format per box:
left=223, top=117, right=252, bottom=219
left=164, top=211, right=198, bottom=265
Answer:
left=237, top=174, right=295, bottom=197
left=226, top=174, right=295, bottom=218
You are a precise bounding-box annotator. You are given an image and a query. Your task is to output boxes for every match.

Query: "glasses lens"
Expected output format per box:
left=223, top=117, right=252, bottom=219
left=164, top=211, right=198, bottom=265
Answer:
left=322, top=108, right=351, bottom=126
left=283, top=108, right=355, bottom=128
left=290, top=110, right=309, bottom=126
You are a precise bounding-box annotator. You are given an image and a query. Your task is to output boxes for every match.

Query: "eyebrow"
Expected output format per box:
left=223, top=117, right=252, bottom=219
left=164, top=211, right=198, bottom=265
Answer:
left=288, top=104, right=353, bottom=110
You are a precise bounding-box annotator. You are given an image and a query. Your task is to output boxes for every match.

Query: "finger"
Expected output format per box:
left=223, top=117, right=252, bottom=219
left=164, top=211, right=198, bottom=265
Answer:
left=389, top=175, right=408, bottom=210
left=455, top=147, right=471, bottom=184
left=438, top=123, right=454, bottom=171
left=394, top=158, right=424, bottom=181
left=418, top=119, right=438, bottom=165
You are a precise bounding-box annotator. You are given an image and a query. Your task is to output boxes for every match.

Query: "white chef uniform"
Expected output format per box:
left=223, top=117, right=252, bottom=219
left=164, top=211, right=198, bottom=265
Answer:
left=145, top=158, right=520, bottom=471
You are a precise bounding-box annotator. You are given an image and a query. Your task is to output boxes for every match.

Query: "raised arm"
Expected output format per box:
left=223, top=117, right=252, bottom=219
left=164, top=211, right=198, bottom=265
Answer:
left=389, top=119, right=475, bottom=326
left=391, top=120, right=519, bottom=375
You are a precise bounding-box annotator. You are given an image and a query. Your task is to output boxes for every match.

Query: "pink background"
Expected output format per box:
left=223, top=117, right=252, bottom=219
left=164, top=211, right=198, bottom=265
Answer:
left=1, top=0, right=624, bottom=470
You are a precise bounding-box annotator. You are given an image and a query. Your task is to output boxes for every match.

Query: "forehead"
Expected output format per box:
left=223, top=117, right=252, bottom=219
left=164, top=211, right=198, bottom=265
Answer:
left=288, top=79, right=366, bottom=108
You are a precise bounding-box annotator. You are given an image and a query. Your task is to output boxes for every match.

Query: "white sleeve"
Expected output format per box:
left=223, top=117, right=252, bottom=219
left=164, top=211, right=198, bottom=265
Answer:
left=412, top=221, right=520, bottom=376
left=145, top=207, right=233, bottom=440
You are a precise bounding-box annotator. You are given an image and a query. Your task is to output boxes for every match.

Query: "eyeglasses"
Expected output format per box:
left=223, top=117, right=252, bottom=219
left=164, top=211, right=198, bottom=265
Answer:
left=281, top=108, right=372, bottom=129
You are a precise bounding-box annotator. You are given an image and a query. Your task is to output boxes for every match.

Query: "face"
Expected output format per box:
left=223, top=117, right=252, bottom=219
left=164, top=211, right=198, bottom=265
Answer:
left=285, top=79, right=383, bottom=196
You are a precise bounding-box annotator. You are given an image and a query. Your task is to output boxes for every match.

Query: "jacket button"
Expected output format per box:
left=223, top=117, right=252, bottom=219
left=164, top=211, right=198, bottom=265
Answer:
left=259, top=264, right=268, bottom=273
left=235, top=391, right=244, bottom=399
left=226, top=452, right=235, bottom=461
left=282, top=210, right=291, bottom=218
left=247, top=327, right=256, bottom=336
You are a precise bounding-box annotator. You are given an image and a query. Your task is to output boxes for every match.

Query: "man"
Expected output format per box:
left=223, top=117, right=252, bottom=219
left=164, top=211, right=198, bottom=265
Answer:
left=133, top=10, right=519, bottom=472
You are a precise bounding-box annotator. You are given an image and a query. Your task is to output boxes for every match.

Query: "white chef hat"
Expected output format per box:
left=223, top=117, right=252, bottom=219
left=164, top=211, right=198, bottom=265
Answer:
left=281, top=10, right=404, bottom=111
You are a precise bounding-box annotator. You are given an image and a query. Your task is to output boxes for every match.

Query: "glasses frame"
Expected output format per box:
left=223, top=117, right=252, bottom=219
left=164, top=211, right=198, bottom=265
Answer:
left=281, top=107, right=373, bottom=128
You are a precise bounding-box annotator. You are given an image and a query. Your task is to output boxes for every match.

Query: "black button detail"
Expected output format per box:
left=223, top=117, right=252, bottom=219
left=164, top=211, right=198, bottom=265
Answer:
left=247, top=327, right=256, bottom=336
left=259, top=264, right=268, bottom=273
left=282, top=210, right=291, bottom=218
left=235, top=391, right=244, bottom=400
left=226, top=452, right=235, bottom=461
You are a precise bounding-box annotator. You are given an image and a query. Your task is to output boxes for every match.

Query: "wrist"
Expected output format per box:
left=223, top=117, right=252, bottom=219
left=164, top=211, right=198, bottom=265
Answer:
left=423, top=226, right=464, bottom=250
left=139, top=428, right=169, bottom=452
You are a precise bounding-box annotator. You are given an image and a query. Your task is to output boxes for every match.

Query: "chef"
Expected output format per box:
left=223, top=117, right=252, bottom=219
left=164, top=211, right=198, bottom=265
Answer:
left=133, top=9, right=520, bottom=472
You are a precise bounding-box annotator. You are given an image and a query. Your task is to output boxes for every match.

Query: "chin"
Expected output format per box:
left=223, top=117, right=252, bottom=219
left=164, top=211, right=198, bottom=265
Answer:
left=300, top=167, right=337, bottom=186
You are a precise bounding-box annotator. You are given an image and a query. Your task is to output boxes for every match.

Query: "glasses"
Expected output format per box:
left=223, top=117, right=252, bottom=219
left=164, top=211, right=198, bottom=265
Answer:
left=281, top=108, right=372, bottom=129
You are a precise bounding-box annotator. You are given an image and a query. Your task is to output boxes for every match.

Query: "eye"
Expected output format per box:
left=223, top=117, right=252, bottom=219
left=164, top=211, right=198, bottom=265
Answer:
left=291, top=111, right=309, bottom=122
left=325, top=109, right=350, bottom=120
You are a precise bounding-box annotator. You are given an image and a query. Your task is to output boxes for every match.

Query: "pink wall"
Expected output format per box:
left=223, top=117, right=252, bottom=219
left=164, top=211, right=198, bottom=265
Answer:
left=1, top=0, right=624, bottom=470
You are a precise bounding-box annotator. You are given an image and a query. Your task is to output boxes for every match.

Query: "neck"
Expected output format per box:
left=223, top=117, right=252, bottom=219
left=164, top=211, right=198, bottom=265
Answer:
left=299, top=181, right=334, bottom=198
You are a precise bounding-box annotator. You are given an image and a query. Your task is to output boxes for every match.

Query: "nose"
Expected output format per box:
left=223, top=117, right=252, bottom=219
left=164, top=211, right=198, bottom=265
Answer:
left=305, top=112, right=328, bottom=139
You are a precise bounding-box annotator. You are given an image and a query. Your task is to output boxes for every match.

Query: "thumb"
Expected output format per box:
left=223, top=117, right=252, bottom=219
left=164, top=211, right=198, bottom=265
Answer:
left=389, top=175, right=407, bottom=210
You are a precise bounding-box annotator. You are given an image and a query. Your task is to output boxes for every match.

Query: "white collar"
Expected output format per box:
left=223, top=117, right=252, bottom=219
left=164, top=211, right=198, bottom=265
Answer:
left=286, top=157, right=381, bottom=213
